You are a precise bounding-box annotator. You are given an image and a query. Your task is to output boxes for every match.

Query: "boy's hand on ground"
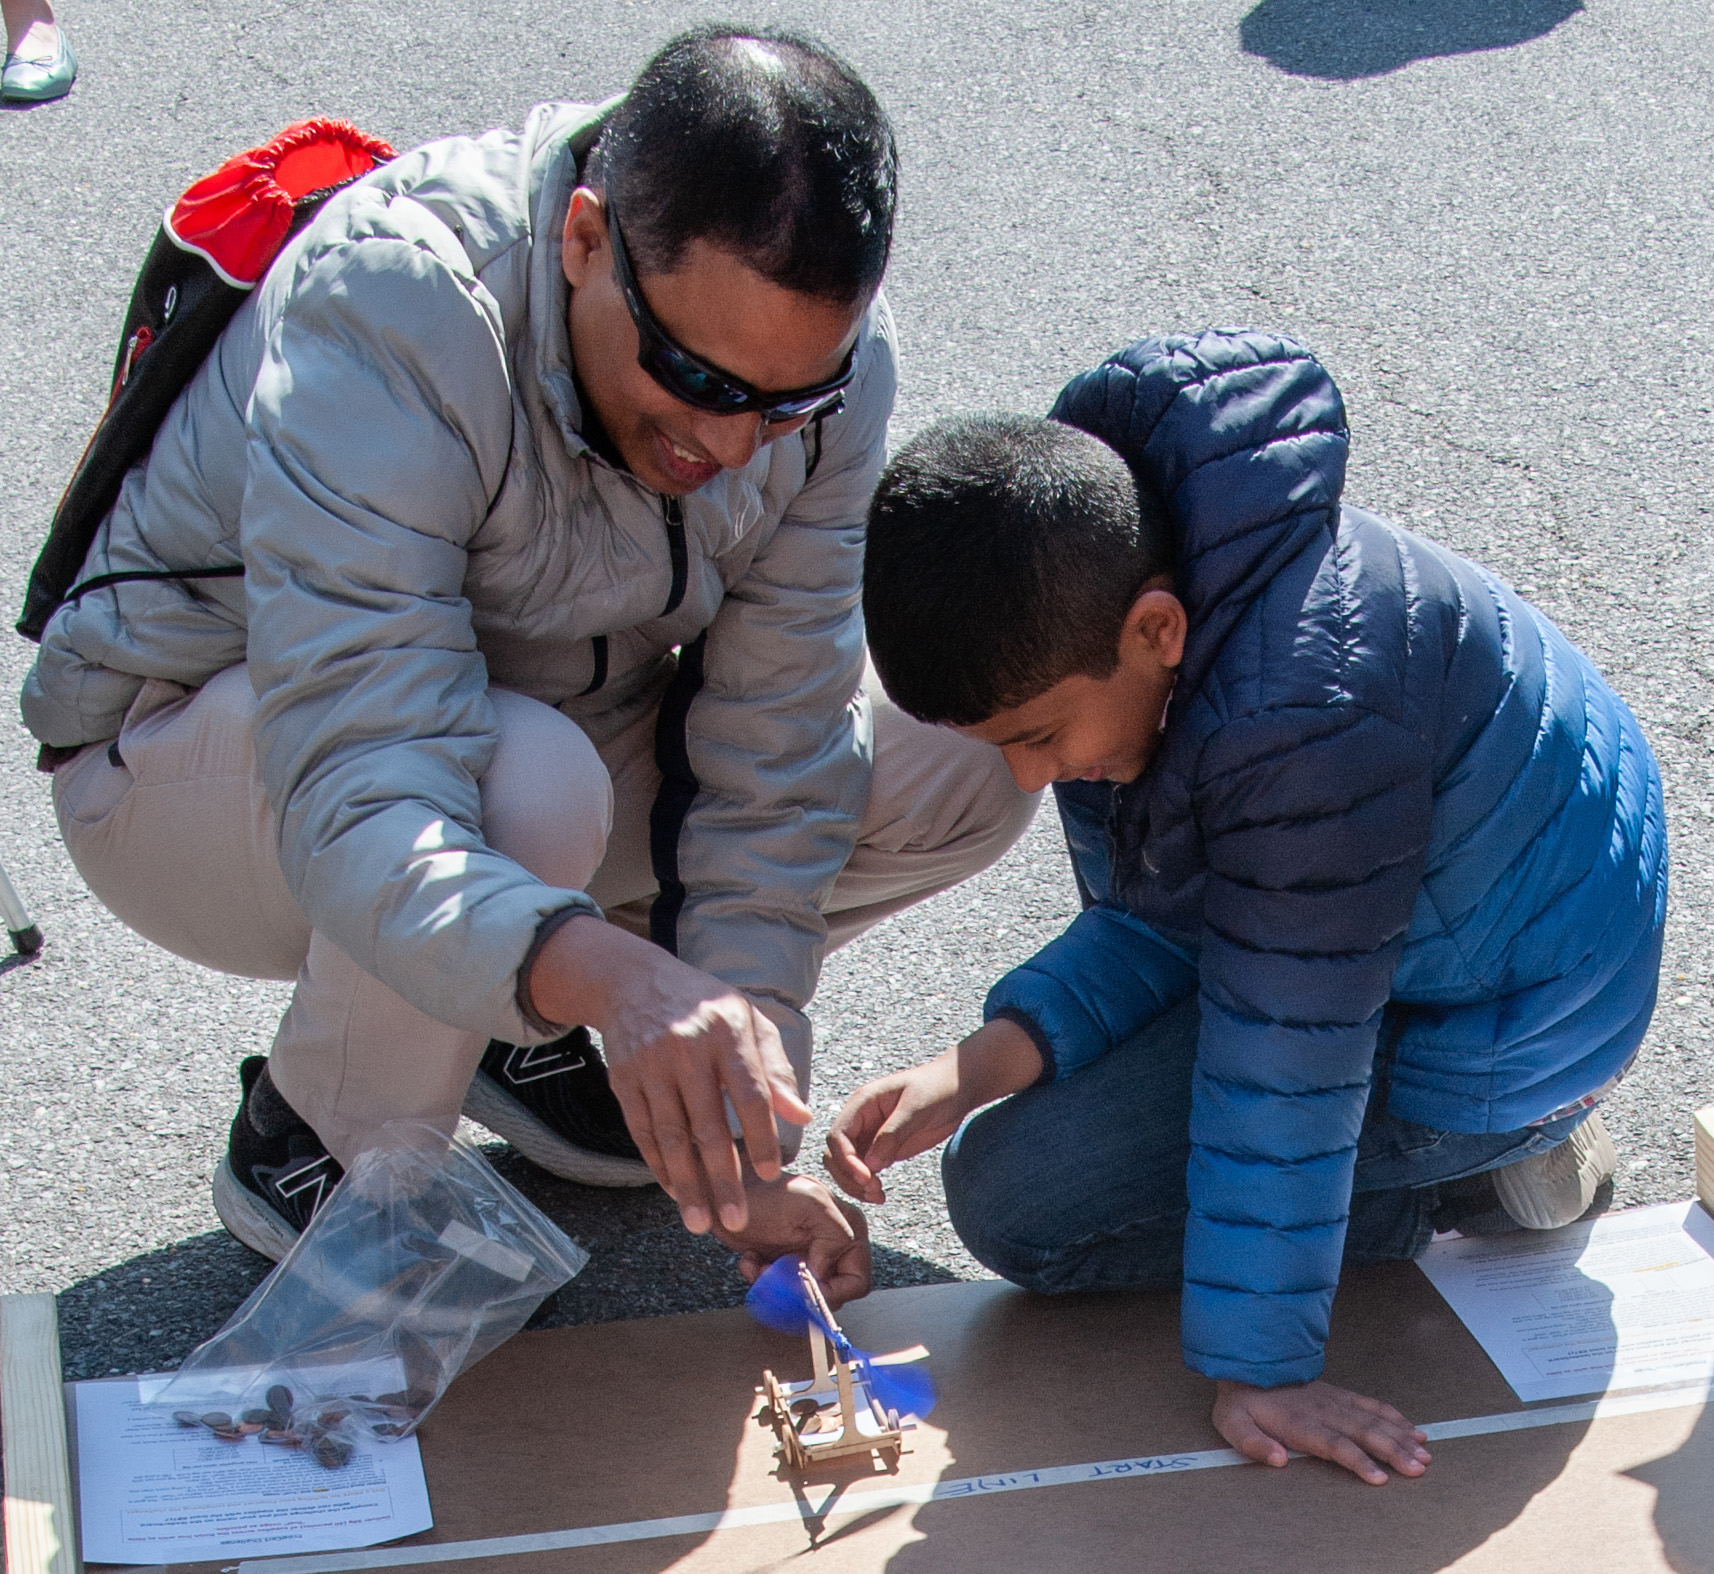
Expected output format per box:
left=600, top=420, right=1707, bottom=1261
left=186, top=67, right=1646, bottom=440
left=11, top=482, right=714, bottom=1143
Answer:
left=717, top=1172, right=872, bottom=1308
left=825, top=1018, right=1045, bottom=1204
left=1212, top=1379, right=1430, bottom=1486
left=526, top=917, right=813, bottom=1236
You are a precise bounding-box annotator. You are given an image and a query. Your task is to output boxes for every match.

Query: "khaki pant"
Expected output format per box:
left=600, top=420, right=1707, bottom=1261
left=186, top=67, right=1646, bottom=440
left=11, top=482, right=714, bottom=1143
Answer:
left=53, top=663, right=1038, bottom=1163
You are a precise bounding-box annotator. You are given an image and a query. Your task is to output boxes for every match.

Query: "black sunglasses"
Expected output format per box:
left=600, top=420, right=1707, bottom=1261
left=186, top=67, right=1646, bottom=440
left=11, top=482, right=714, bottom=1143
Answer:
left=606, top=204, right=855, bottom=425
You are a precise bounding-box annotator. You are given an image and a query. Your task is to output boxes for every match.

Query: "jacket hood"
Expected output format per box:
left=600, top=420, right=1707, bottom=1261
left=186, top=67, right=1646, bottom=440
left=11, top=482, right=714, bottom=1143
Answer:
left=1049, top=329, right=1350, bottom=698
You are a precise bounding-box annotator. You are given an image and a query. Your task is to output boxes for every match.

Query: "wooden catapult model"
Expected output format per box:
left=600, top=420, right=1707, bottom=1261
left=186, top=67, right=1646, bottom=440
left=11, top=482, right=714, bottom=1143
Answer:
left=757, top=1262, right=912, bottom=1473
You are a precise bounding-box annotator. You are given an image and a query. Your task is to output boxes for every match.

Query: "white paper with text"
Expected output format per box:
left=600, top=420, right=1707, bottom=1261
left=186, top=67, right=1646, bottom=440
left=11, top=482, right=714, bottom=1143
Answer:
left=1418, top=1199, right=1714, bottom=1401
left=74, top=1373, right=432, bottom=1565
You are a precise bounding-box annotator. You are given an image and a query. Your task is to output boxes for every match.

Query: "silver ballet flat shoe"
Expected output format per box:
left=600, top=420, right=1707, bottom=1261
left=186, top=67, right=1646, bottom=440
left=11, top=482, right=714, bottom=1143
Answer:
left=2, top=26, right=77, bottom=103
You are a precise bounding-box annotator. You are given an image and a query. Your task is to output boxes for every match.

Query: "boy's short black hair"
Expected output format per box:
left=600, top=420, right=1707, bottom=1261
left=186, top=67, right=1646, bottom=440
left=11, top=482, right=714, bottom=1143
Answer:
left=864, top=415, right=1176, bottom=726
left=587, top=27, right=897, bottom=304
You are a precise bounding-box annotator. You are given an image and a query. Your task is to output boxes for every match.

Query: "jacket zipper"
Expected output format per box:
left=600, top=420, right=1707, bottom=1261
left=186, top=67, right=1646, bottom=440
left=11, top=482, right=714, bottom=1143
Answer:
left=661, top=496, right=688, bottom=615
left=577, top=634, right=608, bottom=697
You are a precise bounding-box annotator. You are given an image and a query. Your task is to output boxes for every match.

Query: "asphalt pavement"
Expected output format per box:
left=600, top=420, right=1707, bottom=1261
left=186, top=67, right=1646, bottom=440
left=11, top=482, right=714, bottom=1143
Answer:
left=3, top=0, right=1713, bottom=1382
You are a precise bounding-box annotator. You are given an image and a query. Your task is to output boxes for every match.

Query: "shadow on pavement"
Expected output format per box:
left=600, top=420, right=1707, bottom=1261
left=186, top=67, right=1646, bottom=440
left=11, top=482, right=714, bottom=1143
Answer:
left=56, top=1230, right=271, bottom=1381
left=1240, top=0, right=1584, bottom=80
left=483, top=1141, right=962, bottom=1330
left=53, top=1136, right=959, bottom=1379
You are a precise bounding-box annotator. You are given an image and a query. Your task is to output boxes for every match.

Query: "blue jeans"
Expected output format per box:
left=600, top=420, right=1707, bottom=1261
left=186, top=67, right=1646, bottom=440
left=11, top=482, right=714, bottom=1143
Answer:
left=942, top=994, right=1590, bottom=1295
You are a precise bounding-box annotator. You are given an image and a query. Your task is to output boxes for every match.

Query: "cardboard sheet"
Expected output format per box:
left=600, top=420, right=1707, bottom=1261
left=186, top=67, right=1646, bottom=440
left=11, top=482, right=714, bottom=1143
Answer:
left=122, top=1262, right=1713, bottom=1574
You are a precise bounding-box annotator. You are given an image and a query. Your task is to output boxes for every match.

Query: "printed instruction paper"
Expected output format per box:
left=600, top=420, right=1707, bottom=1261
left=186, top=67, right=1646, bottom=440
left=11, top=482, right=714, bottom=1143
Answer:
left=1418, top=1199, right=1714, bottom=1402
left=74, top=1377, right=433, bottom=1565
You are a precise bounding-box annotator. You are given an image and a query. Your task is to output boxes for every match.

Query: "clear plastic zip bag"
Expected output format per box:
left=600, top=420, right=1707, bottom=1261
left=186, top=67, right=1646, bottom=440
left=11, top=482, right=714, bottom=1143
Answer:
left=150, top=1123, right=588, bottom=1465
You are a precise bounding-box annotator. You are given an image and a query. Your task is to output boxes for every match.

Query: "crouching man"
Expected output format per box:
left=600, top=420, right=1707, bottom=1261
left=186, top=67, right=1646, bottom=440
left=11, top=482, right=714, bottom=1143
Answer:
left=20, top=27, right=1035, bottom=1295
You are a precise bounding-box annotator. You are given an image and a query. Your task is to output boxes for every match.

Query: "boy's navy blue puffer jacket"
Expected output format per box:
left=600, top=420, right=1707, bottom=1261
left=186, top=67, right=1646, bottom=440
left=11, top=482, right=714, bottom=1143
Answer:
left=984, top=329, right=1667, bottom=1388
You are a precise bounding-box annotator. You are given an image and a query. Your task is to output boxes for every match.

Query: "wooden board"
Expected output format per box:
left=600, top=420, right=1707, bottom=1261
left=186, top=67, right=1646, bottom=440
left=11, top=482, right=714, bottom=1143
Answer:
left=1696, top=1105, right=1714, bottom=1217
left=118, top=1259, right=1710, bottom=1574
left=3, top=1292, right=79, bottom=1574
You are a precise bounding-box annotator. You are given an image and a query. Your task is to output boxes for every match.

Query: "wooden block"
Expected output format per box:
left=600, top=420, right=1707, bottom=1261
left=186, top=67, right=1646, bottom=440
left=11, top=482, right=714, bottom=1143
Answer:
left=1, top=1293, right=78, bottom=1574
left=1696, top=1106, right=1714, bottom=1217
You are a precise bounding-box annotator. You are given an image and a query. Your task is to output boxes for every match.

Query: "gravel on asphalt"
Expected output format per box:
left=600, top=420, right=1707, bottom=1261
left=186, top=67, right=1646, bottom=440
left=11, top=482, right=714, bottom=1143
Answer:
left=3, top=0, right=1711, bottom=1382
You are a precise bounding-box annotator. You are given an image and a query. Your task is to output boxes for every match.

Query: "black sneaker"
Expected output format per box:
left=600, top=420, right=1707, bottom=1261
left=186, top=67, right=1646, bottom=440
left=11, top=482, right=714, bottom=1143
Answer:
left=461, top=1028, right=654, bottom=1187
left=212, top=1056, right=344, bottom=1261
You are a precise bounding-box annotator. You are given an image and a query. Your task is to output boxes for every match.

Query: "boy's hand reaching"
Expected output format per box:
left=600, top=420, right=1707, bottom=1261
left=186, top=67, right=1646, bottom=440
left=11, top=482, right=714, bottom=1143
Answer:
left=1212, top=1379, right=1431, bottom=1486
left=825, top=1019, right=1045, bottom=1203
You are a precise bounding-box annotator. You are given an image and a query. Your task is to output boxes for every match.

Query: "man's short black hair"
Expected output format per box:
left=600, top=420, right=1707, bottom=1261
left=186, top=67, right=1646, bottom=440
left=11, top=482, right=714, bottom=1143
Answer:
left=587, top=26, right=896, bottom=304
left=864, top=415, right=1176, bottom=726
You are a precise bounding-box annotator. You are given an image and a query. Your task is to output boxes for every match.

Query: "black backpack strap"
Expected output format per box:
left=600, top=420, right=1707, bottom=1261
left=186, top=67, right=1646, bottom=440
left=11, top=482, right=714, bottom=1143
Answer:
left=16, top=233, right=254, bottom=640
left=17, top=120, right=394, bottom=642
left=61, top=563, right=246, bottom=606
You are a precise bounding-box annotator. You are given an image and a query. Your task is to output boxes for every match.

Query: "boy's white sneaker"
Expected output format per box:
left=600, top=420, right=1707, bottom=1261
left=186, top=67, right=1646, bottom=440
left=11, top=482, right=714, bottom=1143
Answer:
left=1491, top=1110, right=1617, bottom=1231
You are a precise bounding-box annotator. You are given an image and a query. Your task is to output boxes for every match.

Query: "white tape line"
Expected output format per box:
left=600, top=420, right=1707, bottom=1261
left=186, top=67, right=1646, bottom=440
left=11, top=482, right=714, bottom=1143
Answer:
left=1421, top=1380, right=1712, bottom=1441
left=237, top=1379, right=1713, bottom=1574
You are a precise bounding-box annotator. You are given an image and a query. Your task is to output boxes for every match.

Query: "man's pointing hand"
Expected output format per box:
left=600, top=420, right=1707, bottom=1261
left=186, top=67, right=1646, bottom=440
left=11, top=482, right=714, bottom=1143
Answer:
left=526, top=915, right=812, bottom=1233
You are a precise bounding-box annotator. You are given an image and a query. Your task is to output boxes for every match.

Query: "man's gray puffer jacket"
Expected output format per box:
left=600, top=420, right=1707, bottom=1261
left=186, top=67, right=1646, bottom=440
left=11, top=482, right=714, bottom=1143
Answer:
left=20, top=102, right=899, bottom=1064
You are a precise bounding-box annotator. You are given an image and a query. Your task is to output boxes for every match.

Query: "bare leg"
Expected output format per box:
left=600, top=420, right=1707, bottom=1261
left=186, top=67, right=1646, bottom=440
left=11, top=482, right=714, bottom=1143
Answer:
left=1, top=0, right=57, bottom=62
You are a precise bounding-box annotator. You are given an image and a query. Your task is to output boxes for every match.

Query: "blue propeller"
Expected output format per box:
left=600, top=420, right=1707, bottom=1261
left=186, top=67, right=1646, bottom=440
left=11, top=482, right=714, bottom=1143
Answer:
left=746, top=1256, right=935, bottom=1420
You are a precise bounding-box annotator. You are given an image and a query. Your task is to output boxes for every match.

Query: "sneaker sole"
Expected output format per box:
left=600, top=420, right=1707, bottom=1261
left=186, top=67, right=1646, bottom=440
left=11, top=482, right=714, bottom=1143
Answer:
left=461, top=1070, right=657, bottom=1188
left=212, top=1155, right=301, bottom=1262
left=1492, top=1111, right=1618, bottom=1231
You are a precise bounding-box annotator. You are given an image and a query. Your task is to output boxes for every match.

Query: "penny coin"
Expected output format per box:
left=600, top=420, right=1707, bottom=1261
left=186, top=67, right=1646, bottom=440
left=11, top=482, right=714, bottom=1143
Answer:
left=314, top=1437, right=353, bottom=1469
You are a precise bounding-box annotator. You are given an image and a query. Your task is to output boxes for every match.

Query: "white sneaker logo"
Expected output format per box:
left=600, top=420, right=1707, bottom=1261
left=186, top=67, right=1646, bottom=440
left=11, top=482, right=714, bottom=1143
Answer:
left=502, top=1042, right=587, bottom=1086
left=273, top=1156, right=333, bottom=1217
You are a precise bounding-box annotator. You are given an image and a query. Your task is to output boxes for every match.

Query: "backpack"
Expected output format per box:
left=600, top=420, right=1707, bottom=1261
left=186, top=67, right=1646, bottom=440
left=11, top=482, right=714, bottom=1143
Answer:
left=16, top=119, right=395, bottom=642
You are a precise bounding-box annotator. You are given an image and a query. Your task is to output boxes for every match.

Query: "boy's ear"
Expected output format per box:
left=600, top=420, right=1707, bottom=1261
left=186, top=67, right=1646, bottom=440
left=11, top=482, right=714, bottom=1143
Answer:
left=1123, top=582, right=1187, bottom=670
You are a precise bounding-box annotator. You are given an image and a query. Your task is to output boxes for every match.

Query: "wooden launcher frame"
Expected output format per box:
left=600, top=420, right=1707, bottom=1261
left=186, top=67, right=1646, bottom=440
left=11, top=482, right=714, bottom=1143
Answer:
left=757, top=1262, right=910, bottom=1473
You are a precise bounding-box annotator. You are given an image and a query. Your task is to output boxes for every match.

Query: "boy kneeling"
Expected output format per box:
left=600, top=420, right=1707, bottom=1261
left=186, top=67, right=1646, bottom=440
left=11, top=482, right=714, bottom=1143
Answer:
left=829, top=329, right=1666, bottom=1485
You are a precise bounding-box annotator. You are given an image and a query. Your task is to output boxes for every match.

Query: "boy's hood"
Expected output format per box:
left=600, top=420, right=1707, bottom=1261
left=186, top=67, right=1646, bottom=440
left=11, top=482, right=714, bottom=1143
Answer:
left=1049, top=328, right=1350, bottom=700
